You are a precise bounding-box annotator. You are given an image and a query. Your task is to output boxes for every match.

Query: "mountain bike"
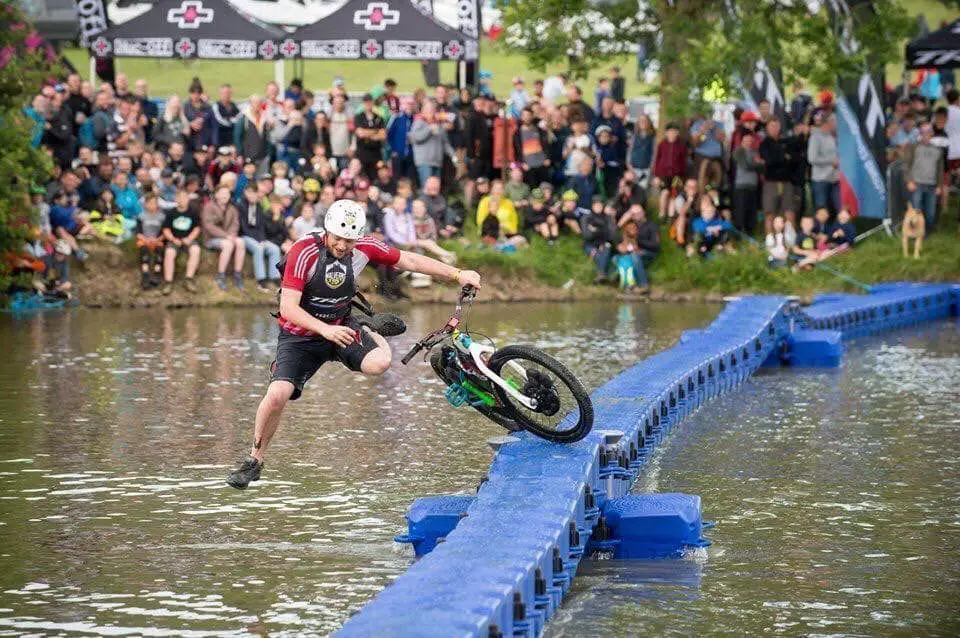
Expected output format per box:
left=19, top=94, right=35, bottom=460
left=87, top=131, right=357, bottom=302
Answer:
left=401, top=285, right=594, bottom=443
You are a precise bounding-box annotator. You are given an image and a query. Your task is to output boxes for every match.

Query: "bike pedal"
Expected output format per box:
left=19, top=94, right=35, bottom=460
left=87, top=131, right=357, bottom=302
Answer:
left=444, top=383, right=470, bottom=408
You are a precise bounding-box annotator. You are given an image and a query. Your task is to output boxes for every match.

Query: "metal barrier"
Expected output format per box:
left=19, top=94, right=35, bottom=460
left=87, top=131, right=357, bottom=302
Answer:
left=337, top=283, right=958, bottom=638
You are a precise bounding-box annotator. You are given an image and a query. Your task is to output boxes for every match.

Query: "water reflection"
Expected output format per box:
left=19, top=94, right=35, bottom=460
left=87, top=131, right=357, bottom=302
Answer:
left=0, top=301, right=716, bottom=635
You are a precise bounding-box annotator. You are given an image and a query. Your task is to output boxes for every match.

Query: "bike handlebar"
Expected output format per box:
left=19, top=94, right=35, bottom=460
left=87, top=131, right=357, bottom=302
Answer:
left=401, top=342, right=423, bottom=365
left=400, top=285, right=477, bottom=366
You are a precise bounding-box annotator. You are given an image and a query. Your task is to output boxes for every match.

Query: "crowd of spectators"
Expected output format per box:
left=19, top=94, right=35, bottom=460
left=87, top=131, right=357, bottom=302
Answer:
left=14, top=61, right=960, bottom=301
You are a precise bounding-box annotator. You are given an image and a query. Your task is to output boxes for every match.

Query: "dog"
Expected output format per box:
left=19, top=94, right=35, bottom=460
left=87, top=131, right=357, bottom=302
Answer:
left=901, top=202, right=925, bottom=259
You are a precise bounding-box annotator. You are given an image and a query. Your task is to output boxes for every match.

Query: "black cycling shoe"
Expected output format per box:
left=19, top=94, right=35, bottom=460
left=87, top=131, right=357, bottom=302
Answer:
left=348, top=313, right=407, bottom=337
left=226, top=457, right=263, bottom=490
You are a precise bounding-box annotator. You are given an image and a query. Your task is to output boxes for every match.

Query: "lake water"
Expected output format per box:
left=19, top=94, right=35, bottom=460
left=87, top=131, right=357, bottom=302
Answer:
left=0, top=304, right=956, bottom=636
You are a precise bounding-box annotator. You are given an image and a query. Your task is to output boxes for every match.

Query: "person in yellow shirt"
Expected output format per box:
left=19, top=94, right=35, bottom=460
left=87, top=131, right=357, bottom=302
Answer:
left=476, top=180, right=521, bottom=242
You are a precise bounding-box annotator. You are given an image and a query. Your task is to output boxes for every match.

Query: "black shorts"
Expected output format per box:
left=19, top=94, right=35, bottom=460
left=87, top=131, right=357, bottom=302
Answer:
left=270, top=325, right=378, bottom=401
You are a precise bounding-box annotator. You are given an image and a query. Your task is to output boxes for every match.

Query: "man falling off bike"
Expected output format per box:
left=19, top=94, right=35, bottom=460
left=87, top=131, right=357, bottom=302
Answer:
left=227, top=200, right=481, bottom=489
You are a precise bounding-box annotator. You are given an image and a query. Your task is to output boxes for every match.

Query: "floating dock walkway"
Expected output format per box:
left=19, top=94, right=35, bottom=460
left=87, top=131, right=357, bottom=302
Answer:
left=338, top=283, right=959, bottom=638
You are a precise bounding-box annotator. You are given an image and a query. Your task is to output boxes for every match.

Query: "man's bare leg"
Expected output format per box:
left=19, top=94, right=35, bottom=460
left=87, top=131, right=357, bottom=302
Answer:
left=250, top=380, right=295, bottom=462
left=359, top=330, right=392, bottom=376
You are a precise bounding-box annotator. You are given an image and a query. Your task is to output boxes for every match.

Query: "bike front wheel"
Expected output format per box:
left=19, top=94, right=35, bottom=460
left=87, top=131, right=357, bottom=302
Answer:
left=487, top=345, right=594, bottom=443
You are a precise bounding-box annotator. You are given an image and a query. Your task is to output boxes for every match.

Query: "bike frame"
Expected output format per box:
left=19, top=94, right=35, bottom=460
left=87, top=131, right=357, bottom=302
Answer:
left=401, top=285, right=537, bottom=410
left=450, top=331, right=538, bottom=411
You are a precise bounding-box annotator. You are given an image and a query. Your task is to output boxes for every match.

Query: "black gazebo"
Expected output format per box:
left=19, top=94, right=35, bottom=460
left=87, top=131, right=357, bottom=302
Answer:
left=905, top=19, right=960, bottom=69
left=285, top=0, right=477, bottom=62
left=89, top=0, right=285, bottom=60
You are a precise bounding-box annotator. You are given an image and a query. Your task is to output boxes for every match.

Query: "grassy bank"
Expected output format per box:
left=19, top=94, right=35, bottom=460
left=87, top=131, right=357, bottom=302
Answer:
left=449, top=200, right=960, bottom=297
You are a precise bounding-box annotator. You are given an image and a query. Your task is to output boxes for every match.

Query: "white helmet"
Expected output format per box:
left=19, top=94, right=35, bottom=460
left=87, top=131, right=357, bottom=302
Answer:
left=323, top=199, right=367, bottom=240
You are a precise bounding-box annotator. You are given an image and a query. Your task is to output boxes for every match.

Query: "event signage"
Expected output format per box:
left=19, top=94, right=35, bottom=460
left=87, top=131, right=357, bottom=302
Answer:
left=74, top=0, right=109, bottom=46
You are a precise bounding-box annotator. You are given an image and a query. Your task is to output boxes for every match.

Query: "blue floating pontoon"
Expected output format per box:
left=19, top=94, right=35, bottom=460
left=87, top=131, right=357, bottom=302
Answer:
left=338, top=283, right=958, bottom=638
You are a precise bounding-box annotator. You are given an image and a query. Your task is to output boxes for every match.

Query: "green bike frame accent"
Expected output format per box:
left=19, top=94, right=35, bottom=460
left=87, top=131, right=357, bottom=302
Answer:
left=461, top=379, right=496, bottom=407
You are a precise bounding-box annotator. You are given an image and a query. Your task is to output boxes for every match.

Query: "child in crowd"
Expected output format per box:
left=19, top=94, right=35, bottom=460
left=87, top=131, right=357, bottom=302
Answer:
left=668, top=178, right=699, bottom=249
left=558, top=189, right=587, bottom=235
left=765, top=215, right=793, bottom=268
left=89, top=188, right=124, bottom=241
left=827, top=208, right=855, bottom=249
left=792, top=215, right=820, bottom=271
left=49, top=189, right=93, bottom=262
left=264, top=195, right=293, bottom=254
left=504, top=165, right=530, bottom=211
left=581, top=196, right=616, bottom=283
left=111, top=171, right=142, bottom=220
left=525, top=188, right=560, bottom=243
left=395, top=177, right=414, bottom=204
left=813, top=207, right=831, bottom=249
left=594, top=126, right=622, bottom=199
left=691, top=196, right=733, bottom=258
left=156, top=168, right=178, bottom=210
left=291, top=202, right=321, bottom=239
left=570, top=157, right=597, bottom=210
left=563, top=117, right=593, bottom=181
left=136, top=194, right=165, bottom=288
left=411, top=198, right=456, bottom=265
left=271, top=160, right=291, bottom=196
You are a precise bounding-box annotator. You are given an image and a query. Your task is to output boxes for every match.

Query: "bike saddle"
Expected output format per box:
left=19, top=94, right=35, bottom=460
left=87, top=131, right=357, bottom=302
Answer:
left=347, top=313, right=407, bottom=337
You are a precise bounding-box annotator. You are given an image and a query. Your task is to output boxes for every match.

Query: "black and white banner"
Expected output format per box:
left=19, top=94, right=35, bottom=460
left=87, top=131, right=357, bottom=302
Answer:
left=74, top=0, right=109, bottom=46
left=825, top=0, right=888, bottom=219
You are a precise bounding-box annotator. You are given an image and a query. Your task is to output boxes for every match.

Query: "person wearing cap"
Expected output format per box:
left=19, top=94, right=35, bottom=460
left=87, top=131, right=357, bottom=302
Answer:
left=732, top=118, right=764, bottom=234
left=525, top=187, right=560, bottom=242
left=205, top=145, right=240, bottom=193
left=226, top=199, right=482, bottom=490
left=355, top=93, right=387, bottom=180
left=904, top=123, right=945, bottom=229
left=558, top=188, right=587, bottom=234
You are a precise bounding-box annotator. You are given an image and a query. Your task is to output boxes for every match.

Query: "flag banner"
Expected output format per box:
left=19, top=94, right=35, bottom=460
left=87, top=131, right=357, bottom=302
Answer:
left=74, top=0, right=109, bottom=46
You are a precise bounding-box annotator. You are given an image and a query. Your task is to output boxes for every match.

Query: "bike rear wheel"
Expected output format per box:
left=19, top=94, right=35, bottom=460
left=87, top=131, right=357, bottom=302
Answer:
left=487, top=345, right=593, bottom=443
left=430, top=348, right=521, bottom=432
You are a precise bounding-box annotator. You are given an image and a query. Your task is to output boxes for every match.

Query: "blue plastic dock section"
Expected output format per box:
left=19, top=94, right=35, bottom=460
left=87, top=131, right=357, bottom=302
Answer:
left=337, top=283, right=958, bottom=638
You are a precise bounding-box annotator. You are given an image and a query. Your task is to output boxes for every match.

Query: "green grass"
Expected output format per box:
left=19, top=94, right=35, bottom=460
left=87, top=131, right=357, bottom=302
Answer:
left=445, top=195, right=960, bottom=296
left=62, top=42, right=641, bottom=99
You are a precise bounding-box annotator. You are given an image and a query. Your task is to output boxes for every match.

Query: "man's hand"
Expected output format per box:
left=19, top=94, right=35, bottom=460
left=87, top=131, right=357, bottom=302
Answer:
left=320, top=324, right=356, bottom=347
left=458, top=269, right=481, bottom=289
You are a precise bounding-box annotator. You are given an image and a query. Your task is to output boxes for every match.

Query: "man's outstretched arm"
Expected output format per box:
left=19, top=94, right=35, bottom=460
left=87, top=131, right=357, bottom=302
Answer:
left=394, top=251, right=481, bottom=289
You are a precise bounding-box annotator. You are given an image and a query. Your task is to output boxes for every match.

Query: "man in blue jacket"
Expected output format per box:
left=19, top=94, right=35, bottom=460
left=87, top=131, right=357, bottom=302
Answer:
left=387, top=97, right=415, bottom=183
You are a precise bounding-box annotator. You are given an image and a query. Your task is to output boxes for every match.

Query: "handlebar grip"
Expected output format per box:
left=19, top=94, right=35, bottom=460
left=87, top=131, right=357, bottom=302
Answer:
left=401, top=343, right=423, bottom=365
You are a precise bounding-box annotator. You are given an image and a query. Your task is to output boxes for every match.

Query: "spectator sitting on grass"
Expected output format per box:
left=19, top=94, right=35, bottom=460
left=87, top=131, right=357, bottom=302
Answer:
left=791, top=215, right=820, bottom=271
left=765, top=215, right=793, bottom=269
left=477, top=180, right=521, bottom=244
left=49, top=188, right=93, bottom=263
left=384, top=195, right=416, bottom=250
left=411, top=198, right=456, bottom=265
left=202, top=185, right=244, bottom=291
left=581, top=196, right=616, bottom=283
left=161, top=190, right=201, bottom=295
left=525, top=188, right=560, bottom=244
left=827, top=208, right=855, bottom=249
left=136, top=194, right=165, bottom=288
left=668, top=178, right=699, bottom=248
left=813, top=207, right=831, bottom=249
left=556, top=188, right=587, bottom=235
left=420, top=176, right=460, bottom=239
left=156, top=168, right=177, bottom=210
left=615, top=204, right=659, bottom=293
left=111, top=171, right=141, bottom=220
left=239, top=183, right=279, bottom=293
left=505, top=165, right=531, bottom=211
left=691, top=196, right=733, bottom=258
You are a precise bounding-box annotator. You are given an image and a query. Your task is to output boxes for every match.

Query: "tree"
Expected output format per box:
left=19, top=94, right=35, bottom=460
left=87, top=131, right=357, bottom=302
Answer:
left=0, top=4, right=56, bottom=293
left=500, top=0, right=912, bottom=122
